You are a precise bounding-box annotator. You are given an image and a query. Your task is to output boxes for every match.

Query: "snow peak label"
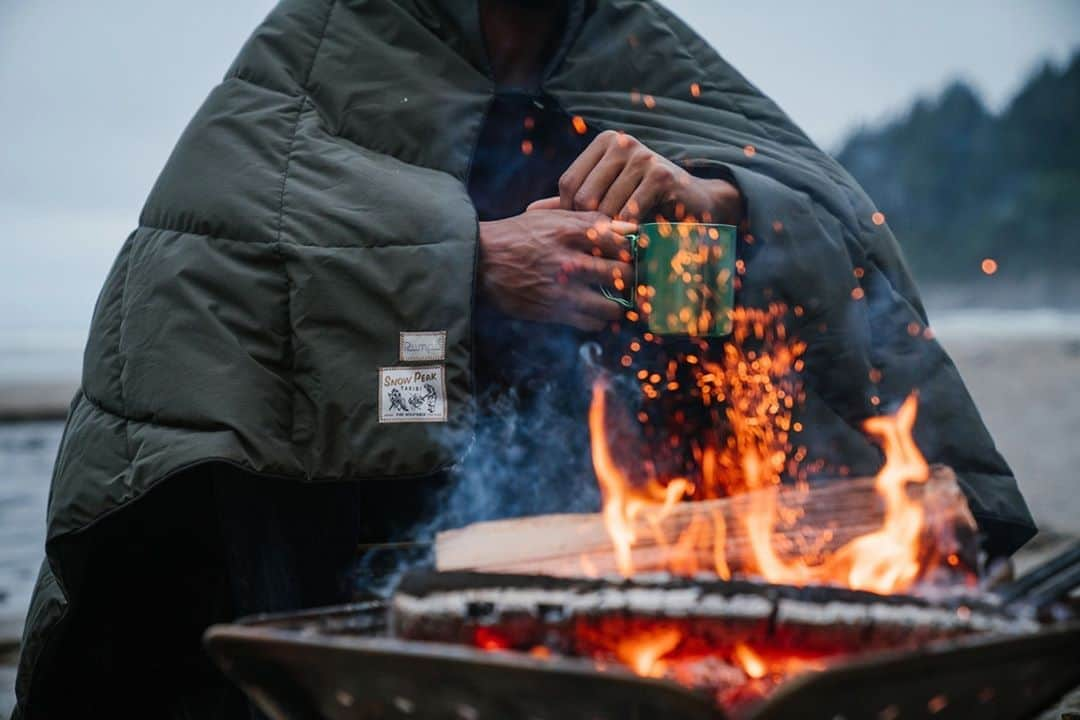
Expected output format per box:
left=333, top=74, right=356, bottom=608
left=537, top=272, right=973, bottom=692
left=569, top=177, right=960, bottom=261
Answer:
left=378, top=365, right=447, bottom=423
left=399, top=331, right=446, bottom=362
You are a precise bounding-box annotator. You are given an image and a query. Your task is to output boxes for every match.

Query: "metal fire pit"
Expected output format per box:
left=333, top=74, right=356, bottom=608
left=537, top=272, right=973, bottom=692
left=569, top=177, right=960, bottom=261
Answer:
left=208, top=607, right=714, bottom=720
left=206, top=600, right=1080, bottom=720
left=206, top=542, right=1080, bottom=719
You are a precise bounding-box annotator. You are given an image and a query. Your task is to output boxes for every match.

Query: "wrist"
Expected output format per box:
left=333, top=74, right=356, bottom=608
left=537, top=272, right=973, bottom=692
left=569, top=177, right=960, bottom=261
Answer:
left=477, top=219, right=514, bottom=304
left=698, top=178, right=743, bottom=225
left=477, top=221, right=496, bottom=299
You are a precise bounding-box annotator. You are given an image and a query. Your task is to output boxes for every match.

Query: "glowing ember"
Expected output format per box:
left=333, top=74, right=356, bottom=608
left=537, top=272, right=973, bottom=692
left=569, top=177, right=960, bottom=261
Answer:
left=614, top=627, right=683, bottom=677
left=473, top=627, right=510, bottom=652
left=981, top=257, right=998, bottom=275
left=731, top=643, right=766, bottom=679
left=566, top=615, right=840, bottom=711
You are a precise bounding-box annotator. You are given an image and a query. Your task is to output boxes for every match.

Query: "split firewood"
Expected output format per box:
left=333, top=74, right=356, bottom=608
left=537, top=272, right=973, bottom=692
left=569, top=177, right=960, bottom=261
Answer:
left=435, top=466, right=978, bottom=581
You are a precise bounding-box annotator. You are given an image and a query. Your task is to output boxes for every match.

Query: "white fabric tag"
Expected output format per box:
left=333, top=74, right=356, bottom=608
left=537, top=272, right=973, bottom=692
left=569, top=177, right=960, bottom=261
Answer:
left=399, top=331, right=447, bottom=362
left=378, top=365, right=447, bottom=423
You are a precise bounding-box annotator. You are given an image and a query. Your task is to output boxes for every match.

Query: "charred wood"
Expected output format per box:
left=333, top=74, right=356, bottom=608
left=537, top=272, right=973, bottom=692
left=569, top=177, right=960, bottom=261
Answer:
left=391, top=571, right=1033, bottom=658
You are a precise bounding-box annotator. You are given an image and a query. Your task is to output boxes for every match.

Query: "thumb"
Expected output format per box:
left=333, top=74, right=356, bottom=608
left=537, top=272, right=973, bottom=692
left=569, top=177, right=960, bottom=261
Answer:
left=526, top=196, right=561, bottom=212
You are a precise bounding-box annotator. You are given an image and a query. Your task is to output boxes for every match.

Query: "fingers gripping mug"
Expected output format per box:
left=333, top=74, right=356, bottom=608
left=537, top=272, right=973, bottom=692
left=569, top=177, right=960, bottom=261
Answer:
left=602, top=222, right=737, bottom=337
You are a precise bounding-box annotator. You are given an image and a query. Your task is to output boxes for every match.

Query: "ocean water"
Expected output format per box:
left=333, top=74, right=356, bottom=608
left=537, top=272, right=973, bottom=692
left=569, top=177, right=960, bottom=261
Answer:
left=928, top=307, right=1080, bottom=341
left=0, top=422, right=60, bottom=632
left=0, top=423, right=61, bottom=716
left=0, top=330, right=84, bottom=384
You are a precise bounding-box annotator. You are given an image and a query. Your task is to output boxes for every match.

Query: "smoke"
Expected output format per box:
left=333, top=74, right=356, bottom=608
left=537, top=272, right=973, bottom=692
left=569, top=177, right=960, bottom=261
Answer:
left=352, top=331, right=608, bottom=597
left=438, top=363, right=603, bottom=528
left=350, top=249, right=965, bottom=596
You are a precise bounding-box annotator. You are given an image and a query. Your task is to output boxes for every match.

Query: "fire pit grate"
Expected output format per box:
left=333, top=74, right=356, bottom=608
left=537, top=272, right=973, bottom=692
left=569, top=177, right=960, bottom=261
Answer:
left=206, top=544, right=1080, bottom=720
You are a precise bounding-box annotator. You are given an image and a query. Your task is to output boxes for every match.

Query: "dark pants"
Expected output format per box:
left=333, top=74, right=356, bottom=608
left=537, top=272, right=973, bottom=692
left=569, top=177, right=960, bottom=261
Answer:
left=33, top=462, right=440, bottom=719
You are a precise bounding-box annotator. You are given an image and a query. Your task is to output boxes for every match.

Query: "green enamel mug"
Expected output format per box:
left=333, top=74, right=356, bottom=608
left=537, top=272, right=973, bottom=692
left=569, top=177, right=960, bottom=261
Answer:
left=602, top=222, right=736, bottom=337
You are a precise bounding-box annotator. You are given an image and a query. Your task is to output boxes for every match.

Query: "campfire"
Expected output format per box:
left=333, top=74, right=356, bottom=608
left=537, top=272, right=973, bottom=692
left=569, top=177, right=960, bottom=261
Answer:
left=201, top=307, right=1080, bottom=720
left=396, top=307, right=992, bottom=714
left=202, top=307, right=1080, bottom=718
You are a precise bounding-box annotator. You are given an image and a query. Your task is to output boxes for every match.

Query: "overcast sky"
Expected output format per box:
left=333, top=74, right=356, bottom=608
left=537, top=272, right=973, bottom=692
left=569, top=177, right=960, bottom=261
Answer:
left=2, top=0, right=1078, bottom=351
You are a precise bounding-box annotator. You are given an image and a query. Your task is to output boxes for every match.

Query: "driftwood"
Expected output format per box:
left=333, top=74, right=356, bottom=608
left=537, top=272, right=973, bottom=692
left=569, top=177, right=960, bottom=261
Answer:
left=436, top=466, right=978, bottom=580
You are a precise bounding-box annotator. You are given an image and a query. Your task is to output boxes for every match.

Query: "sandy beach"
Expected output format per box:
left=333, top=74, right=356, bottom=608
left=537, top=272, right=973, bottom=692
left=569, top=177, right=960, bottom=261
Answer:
left=940, top=332, right=1080, bottom=535
left=1, top=312, right=1079, bottom=716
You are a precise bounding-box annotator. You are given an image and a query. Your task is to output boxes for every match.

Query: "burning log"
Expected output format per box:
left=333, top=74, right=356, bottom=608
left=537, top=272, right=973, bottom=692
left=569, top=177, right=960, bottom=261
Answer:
left=390, top=571, right=1034, bottom=685
left=435, top=465, right=978, bottom=584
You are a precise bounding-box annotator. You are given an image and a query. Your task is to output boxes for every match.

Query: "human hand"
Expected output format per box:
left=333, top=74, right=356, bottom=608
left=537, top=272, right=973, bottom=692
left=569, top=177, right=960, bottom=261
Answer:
left=478, top=209, right=637, bottom=332
left=530, top=130, right=742, bottom=225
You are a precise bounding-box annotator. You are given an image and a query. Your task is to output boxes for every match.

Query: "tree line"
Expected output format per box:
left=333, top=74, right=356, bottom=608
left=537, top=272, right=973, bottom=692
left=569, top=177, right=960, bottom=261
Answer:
left=836, top=52, right=1080, bottom=283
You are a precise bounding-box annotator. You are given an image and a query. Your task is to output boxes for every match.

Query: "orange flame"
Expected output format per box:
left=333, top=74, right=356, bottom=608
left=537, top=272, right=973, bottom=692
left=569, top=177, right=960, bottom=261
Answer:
left=614, top=627, right=683, bottom=677
left=590, top=307, right=950, bottom=596
left=589, top=383, right=691, bottom=576
left=735, top=394, right=930, bottom=594
left=569, top=617, right=833, bottom=707
left=834, top=395, right=929, bottom=591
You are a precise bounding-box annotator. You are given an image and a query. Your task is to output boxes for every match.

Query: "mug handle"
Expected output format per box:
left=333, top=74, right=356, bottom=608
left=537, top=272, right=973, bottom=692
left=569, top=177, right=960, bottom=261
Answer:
left=599, top=233, right=638, bottom=309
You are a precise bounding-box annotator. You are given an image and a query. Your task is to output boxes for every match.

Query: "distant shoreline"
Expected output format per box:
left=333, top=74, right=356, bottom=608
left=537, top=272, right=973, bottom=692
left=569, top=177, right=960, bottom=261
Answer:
left=1, top=297, right=1079, bottom=422
left=920, top=275, right=1080, bottom=312
left=0, top=381, right=76, bottom=422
